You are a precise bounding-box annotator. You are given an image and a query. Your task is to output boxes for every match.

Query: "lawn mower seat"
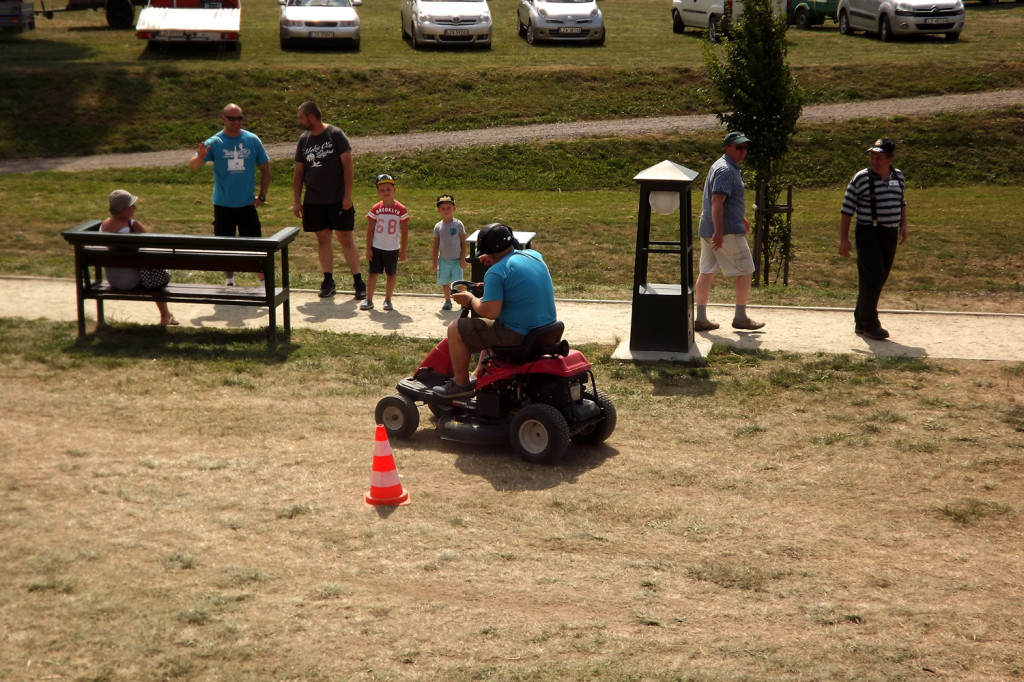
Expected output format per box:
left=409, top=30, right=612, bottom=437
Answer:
left=490, top=321, right=568, bottom=363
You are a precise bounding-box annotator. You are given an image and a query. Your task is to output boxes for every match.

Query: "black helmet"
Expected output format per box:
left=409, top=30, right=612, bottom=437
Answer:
left=476, top=223, right=516, bottom=255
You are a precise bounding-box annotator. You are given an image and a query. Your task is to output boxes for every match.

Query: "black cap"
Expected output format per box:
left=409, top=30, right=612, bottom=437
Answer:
left=476, top=223, right=516, bottom=255
left=868, top=138, right=896, bottom=155
left=375, top=173, right=395, bottom=186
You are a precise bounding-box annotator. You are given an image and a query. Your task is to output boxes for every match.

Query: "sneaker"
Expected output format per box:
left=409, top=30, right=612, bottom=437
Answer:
left=354, top=280, right=367, bottom=300
left=318, top=279, right=336, bottom=298
left=732, top=318, right=766, bottom=330
left=441, top=299, right=453, bottom=311
left=694, top=319, right=720, bottom=332
left=359, top=300, right=373, bottom=311
left=225, top=278, right=235, bottom=287
left=382, top=300, right=393, bottom=311
left=433, top=379, right=475, bottom=398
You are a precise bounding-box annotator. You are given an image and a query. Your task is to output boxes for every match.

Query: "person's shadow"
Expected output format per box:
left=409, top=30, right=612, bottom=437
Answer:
left=191, top=304, right=270, bottom=329
left=295, top=296, right=360, bottom=323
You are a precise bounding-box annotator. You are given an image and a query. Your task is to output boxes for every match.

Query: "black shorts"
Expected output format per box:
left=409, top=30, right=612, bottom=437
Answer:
left=303, top=202, right=355, bottom=233
left=213, top=204, right=262, bottom=237
left=368, top=247, right=399, bottom=276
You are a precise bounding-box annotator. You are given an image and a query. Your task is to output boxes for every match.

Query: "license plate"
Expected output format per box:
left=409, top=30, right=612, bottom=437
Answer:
left=559, top=27, right=583, bottom=34
left=161, top=30, right=186, bottom=37
left=444, top=28, right=469, bottom=36
left=309, top=31, right=334, bottom=37
left=923, top=17, right=948, bottom=24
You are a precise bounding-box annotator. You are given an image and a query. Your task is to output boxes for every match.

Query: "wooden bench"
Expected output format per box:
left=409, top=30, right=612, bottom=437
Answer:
left=62, top=220, right=300, bottom=342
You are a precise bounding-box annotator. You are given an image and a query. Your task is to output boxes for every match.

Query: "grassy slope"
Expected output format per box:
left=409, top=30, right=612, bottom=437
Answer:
left=1, top=0, right=1023, bottom=157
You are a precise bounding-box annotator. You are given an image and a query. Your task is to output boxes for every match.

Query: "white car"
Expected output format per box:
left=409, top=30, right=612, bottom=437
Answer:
left=279, top=0, right=361, bottom=51
left=837, top=0, right=964, bottom=40
left=671, top=0, right=787, bottom=42
left=517, top=0, right=605, bottom=45
left=401, top=0, right=493, bottom=49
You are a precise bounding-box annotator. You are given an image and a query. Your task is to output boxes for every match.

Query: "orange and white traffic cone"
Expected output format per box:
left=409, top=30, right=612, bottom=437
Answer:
left=364, top=424, right=410, bottom=507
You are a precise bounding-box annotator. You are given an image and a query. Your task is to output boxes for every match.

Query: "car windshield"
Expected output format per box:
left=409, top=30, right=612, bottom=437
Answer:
left=288, top=0, right=352, bottom=6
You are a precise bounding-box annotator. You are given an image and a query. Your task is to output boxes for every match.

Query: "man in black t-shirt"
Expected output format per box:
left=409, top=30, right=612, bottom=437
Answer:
left=292, top=101, right=366, bottom=299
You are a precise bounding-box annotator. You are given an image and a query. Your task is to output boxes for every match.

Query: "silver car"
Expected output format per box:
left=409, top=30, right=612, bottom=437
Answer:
left=279, top=0, right=361, bottom=50
left=517, top=0, right=605, bottom=45
left=401, top=0, right=493, bottom=49
left=837, top=0, right=964, bottom=41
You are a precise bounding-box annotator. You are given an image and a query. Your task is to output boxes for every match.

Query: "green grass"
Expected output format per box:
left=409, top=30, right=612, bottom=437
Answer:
left=1, top=111, right=1022, bottom=307
left=1, top=0, right=1023, bottom=157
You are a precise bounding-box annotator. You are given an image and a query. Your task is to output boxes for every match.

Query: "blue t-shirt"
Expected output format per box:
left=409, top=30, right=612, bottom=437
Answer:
left=203, top=129, right=270, bottom=208
left=697, top=155, right=746, bottom=238
left=482, top=249, right=557, bottom=336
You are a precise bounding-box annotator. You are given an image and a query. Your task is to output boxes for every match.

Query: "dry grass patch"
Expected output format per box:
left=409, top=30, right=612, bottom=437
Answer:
left=2, top=320, right=1023, bottom=680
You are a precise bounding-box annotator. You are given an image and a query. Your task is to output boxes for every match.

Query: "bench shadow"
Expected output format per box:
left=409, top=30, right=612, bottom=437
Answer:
left=70, top=323, right=295, bottom=362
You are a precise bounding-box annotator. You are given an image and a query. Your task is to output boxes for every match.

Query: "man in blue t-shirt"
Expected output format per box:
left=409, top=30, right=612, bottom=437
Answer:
left=434, top=223, right=557, bottom=398
left=188, top=103, right=270, bottom=285
left=694, top=131, right=764, bottom=332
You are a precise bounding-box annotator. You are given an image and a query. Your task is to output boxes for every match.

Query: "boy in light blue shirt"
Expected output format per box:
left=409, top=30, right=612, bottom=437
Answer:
left=431, top=194, right=467, bottom=311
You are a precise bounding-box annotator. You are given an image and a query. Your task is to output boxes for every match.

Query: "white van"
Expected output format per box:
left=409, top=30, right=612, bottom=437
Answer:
left=671, top=0, right=787, bottom=41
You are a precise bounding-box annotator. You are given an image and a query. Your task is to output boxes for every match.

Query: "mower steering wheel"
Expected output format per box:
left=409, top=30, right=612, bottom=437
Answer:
left=451, top=280, right=483, bottom=297
left=451, top=280, right=483, bottom=318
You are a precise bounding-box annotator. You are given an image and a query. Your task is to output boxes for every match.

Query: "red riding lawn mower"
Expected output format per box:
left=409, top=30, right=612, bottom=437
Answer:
left=374, top=280, right=616, bottom=464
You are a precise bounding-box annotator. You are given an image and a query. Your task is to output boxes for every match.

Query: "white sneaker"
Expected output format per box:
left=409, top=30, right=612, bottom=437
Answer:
left=359, top=300, right=373, bottom=311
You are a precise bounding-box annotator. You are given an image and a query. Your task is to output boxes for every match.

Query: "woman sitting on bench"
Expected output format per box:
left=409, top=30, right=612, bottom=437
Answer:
left=100, top=189, right=178, bottom=326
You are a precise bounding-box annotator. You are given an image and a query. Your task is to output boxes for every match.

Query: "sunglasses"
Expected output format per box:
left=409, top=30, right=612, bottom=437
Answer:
left=224, top=115, right=243, bottom=122
left=734, top=145, right=748, bottom=151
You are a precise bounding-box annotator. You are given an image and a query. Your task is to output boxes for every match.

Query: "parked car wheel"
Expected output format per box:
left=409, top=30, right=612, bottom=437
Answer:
left=879, top=14, right=893, bottom=41
left=946, top=31, right=960, bottom=40
left=526, top=20, right=537, bottom=44
left=838, top=9, right=852, bottom=35
left=672, top=8, right=684, bottom=33
left=105, top=0, right=135, bottom=30
left=707, top=14, right=721, bottom=42
left=794, top=6, right=811, bottom=29
left=410, top=22, right=421, bottom=48
left=280, top=36, right=289, bottom=49
left=517, top=11, right=526, bottom=36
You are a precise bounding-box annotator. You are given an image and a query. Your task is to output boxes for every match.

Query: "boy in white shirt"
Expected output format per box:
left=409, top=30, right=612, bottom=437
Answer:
left=362, top=174, right=409, bottom=311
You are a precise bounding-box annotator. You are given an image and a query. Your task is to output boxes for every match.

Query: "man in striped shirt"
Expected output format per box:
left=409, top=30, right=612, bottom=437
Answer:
left=839, top=137, right=909, bottom=340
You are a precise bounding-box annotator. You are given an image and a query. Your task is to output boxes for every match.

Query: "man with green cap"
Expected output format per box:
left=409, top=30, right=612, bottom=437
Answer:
left=694, top=131, right=765, bottom=332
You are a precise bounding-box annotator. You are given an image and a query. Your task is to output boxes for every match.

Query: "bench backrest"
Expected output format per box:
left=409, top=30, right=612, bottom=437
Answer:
left=62, top=220, right=299, bottom=254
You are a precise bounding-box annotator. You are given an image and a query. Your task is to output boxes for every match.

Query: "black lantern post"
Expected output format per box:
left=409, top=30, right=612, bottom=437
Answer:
left=629, top=160, right=699, bottom=353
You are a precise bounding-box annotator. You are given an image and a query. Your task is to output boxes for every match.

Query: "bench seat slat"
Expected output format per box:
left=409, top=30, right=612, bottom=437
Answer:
left=88, top=283, right=288, bottom=307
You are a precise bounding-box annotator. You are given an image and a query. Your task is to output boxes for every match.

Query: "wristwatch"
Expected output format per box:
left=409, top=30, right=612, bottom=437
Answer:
left=257, top=194, right=266, bottom=202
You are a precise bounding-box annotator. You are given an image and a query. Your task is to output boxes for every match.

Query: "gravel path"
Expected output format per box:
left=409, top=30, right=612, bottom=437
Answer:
left=1, top=89, right=1021, bottom=175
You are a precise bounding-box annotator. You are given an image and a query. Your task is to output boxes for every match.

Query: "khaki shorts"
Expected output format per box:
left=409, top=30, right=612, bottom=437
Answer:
left=699, top=234, right=755, bottom=277
left=457, top=317, right=525, bottom=353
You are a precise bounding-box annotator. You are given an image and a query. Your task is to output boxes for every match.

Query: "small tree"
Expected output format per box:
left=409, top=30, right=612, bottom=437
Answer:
left=703, top=0, right=802, bottom=285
